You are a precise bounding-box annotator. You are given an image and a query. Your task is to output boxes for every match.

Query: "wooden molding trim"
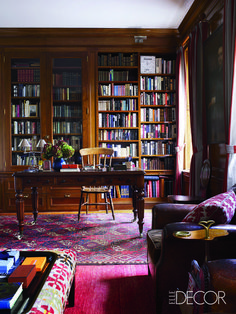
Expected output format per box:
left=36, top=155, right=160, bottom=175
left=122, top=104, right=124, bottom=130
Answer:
left=0, top=28, right=179, bottom=53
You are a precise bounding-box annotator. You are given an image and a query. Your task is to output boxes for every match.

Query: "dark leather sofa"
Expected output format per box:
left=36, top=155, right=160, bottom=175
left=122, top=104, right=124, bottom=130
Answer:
left=147, top=191, right=236, bottom=314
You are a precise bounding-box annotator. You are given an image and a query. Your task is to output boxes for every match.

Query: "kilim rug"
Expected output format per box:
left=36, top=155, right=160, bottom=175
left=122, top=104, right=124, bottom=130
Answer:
left=0, top=212, right=152, bottom=264
left=64, top=265, right=156, bottom=314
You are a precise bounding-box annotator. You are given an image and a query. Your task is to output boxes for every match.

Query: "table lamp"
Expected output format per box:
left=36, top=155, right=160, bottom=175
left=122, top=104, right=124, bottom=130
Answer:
left=18, top=139, right=31, bottom=152
left=36, top=139, right=47, bottom=152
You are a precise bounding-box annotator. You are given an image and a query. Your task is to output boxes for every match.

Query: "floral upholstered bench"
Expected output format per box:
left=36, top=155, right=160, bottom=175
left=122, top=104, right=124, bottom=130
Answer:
left=28, top=249, right=76, bottom=314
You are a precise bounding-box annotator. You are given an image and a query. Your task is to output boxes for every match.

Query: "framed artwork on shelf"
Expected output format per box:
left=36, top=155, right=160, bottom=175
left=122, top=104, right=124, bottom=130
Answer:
left=29, top=104, right=38, bottom=117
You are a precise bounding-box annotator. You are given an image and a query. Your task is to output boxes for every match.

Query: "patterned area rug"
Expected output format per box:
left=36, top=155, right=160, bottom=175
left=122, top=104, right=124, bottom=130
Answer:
left=0, top=212, right=152, bottom=265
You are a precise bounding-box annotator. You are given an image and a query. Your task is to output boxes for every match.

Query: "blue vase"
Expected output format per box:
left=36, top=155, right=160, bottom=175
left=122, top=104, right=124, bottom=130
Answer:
left=53, top=158, right=66, bottom=172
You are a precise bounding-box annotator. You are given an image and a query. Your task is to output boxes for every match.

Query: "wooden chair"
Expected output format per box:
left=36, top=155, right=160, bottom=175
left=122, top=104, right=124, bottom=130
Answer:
left=78, top=147, right=115, bottom=221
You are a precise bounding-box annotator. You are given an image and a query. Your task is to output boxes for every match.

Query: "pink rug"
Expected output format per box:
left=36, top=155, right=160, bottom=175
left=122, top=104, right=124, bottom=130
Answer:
left=64, top=265, right=156, bottom=314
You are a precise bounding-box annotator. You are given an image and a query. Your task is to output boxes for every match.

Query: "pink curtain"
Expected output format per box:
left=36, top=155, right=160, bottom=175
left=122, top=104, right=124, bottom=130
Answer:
left=188, top=22, right=208, bottom=197
left=174, top=47, right=187, bottom=194
left=224, top=0, right=236, bottom=190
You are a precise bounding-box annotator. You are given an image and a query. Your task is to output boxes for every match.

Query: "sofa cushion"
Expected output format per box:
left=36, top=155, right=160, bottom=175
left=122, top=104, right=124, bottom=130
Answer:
left=147, top=229, right=163, bottom=264
left=182, top=190, right=236, bottom=224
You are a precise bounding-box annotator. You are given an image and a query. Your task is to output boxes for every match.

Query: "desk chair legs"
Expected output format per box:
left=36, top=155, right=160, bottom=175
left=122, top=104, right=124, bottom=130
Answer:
left=78, top=191, right=115, bottom=221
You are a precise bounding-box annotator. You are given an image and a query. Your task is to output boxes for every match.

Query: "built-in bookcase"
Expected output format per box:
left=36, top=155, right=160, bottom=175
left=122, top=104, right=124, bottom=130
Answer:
left=97, top=53, right=139, bottom=163
left=140, top=55, right=176, bottom=197
left=52, top=58, right=82, bottom=152
left=97, top=53, right=176, bottom=199
left=11, top=58, right=41, bottom=166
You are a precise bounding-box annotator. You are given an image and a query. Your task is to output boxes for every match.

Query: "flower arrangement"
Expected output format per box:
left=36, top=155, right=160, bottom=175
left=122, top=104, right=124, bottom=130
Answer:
left=42, top=140, right=75, bottom=160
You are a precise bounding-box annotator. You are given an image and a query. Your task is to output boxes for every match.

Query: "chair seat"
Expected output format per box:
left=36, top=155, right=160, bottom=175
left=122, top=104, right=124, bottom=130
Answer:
left=82, top=186, right=111, bottom=193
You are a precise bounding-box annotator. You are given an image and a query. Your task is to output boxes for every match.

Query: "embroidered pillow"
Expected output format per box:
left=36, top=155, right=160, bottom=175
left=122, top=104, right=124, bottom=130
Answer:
left=182, top=190, right=236, bottom=224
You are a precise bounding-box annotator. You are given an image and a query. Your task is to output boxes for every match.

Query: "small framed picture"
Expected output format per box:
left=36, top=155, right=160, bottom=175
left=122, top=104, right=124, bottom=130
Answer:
left=29, top=104, right=38, bottom=117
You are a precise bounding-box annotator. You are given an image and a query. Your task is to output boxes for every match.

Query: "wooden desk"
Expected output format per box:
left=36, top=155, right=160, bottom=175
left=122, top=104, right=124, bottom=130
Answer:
left=13, top=169, right=145, bottom=238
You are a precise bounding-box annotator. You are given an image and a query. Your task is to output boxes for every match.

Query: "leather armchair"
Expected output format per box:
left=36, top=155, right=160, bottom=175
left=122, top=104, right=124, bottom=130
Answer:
left=147, top=196, right=236, bottom=314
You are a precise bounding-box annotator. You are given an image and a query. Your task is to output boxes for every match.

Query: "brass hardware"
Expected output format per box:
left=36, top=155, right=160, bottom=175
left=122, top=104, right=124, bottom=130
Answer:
left=64, top=194, right=71, bottom=198
left=198, top=220, right=215, bottom=239
left=24, top=194, right=29, bottom=198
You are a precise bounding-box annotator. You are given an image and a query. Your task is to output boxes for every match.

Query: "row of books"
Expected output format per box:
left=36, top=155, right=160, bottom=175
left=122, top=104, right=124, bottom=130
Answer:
left=12, top=84, right=40, bottom=97
left=98, top=129, right=138, bottom=141
left=53, top=87, right=82, bottom=101
left=98, top=69, right=137, bottom=82
left=140, top=123, right=176, bottom=139
left=98, top=99, right=137, bottom=111
left=141, top=156, right=175, bottom=170
left=13, top=154, right=41, bottom=166
left=98, top=83, right=138, bottom=96
left=52, top=72, right=81, bottom=86
left=144, top=176, right=160, bottom=198
left=100, top=143, right=138, bottom=157
left=11, top=68, right=40, bottom=83
left=98, top=53, right=138, bottom=67
left=140, top=107, right=176, bottom=123
left=12, top=120, right=40, bottom=135
left=140, top=76, right=176, bottom=91
left=98, top=113, right=138, bottom=128
left=141, top=140, right=175, bottom=156
left=108, top=185, right=131, bottom=198
left=53, top=105, right=82, bottom=118
left=140, top=56, right=175, bottom=74
left=12, top=101, right=40, bottom=118
left=140, top=91, right=176, bottom=106
left=53, top=121, right=82, bottom=134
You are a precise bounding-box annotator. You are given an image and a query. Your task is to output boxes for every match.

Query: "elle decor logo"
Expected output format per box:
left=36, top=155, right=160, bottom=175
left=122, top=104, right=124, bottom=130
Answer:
left=169, top=290, right=227, bottom=306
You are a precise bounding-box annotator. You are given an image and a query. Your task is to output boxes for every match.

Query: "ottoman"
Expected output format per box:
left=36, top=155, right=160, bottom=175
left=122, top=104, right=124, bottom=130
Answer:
left=28, top=249, right=77, bottom=314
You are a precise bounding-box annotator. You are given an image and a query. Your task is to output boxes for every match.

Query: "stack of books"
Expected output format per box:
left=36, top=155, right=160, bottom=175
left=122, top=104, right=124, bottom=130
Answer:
left=60, top=164, right=80, bottom=172
left=0, top=251, right=47, bottom=312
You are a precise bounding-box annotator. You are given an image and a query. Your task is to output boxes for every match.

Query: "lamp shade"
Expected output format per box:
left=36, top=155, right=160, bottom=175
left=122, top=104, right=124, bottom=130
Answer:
left=36, top=139, right=47, bottom=149
left=18, top=139, right=30, bottom=149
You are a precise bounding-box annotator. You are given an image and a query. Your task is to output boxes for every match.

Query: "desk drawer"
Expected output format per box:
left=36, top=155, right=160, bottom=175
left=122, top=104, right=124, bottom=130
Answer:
left=46, top=188, right=81, bottom=211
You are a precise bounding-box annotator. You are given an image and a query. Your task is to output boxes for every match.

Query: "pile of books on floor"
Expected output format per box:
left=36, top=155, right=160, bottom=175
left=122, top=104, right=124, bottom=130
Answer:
left=0, top=249, right=46, bottom=313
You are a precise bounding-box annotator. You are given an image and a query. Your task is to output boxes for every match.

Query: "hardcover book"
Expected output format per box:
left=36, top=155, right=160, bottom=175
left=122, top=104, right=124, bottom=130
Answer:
left=0, top=282, right=23, bottom=309
left=21, top=256, right=46, bottom=272
left=8, top=264, right=36, bottom=288
left=0, top=259, right=14, bottom=273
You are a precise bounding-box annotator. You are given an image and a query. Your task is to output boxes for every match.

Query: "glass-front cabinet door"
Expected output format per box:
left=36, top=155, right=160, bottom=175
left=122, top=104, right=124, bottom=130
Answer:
left=6, top=52, right=88, bottom=170
left=52, top=57, right=83, bottom=161
left=10, top=57, right=41, bottom=167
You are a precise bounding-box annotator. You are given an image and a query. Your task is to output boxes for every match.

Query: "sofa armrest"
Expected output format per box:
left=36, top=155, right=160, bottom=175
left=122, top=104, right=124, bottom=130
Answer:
left=152, top=203, right=196, bottom=229
left=154, top=222, right=236, bottom=313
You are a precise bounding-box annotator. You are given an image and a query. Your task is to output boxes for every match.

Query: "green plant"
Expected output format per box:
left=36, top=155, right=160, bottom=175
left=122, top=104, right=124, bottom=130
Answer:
left=42, top=140, right=75, bottom=160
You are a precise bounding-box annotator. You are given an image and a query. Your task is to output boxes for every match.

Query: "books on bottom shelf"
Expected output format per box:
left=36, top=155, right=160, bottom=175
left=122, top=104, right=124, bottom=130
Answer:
left=144, top=176, right=160, bottom=198
left=0, top=282, right=23, bottom=310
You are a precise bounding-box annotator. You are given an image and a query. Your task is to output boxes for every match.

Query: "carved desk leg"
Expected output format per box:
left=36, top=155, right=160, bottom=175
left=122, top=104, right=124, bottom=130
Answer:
left=131, top=186, right=138, bottom=222
left=15, top=190, right=25, bottom=239
left=136, top=187, right=145, bottom=237
left=31, top=187, right=38, bottom=223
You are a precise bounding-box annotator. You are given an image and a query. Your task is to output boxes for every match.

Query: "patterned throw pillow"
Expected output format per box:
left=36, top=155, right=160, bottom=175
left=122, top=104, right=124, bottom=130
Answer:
left=182, top=190, right=236, bottom=224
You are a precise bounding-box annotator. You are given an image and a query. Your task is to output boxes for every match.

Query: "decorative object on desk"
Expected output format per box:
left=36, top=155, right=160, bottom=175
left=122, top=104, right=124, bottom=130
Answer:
left=0, top=282, right=23, bottom=309
left=0, top=213, right=151, bottom=265
left=53, top=157, right=66, bottom=172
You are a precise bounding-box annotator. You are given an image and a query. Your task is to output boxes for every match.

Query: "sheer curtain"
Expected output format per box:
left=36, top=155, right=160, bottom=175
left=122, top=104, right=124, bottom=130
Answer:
left=188, top=21, right=208, bottom=197
left=174, top=47, right=187, bottom=194
left=224, top=0, right=236, bottom=190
